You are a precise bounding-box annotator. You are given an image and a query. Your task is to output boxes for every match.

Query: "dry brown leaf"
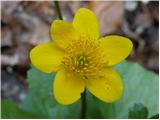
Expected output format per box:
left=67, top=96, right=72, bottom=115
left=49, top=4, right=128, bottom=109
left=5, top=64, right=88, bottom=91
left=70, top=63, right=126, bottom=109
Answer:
left=1, top=27, right=13, bottom=47
left=89, top=1, right=124, bottom=36
left=11, top=12, right=50, bottom=45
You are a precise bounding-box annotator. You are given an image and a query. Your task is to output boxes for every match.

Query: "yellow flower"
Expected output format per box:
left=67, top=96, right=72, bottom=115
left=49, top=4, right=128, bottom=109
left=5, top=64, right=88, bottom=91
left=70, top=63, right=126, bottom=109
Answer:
left=30, top=8, right=133, bottom=105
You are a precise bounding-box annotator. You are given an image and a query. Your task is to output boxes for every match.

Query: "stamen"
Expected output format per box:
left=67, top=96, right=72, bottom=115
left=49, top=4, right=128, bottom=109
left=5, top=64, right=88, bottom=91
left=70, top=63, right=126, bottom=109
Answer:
left=62, top=37, right=105, bottom=77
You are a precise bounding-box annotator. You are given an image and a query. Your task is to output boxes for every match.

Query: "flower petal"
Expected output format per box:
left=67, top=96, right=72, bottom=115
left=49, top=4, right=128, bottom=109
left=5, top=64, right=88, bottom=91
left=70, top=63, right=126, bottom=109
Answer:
left=100, top=35, right=133, bottom=66
left=30, top=42, right=64, bottom=73
left=73, top=8, right=99, bottom=39
left=54, top=69, right=85, bottom=105
left=50, top=20, right=79, bottom=48
left=86, top=67, right=123, bottom=103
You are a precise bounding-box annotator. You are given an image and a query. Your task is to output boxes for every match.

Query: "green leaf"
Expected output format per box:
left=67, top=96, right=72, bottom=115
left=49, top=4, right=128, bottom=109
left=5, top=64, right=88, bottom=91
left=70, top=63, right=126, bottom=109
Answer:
left=1, top=100, right=41, bottom=118
left=86, top=90, right=103, bottom=118
left=149, top=114, right=159, bottom=119
left=128, top=103, right=148, bottom=118
left=86, top=90, right=115, bottom=119
left=94, top=61, right=158, bottom=118
left=21, top=66, right=81, bottom=118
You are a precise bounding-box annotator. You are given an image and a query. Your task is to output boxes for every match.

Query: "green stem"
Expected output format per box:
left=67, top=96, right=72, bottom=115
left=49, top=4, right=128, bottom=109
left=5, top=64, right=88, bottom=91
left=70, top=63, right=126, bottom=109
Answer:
left=81, top=90, right=87, bottom=119
left=54, top=1, right=63, bottom=20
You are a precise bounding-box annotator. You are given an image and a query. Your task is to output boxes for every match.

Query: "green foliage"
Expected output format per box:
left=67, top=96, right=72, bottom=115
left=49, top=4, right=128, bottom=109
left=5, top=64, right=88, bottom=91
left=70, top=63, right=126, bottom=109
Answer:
left=1, top=61, right=158, bottom=118
left=149, top=114, right=159, bottom=119
left=1, top=100, right=41, bottom=118
left=87, top=61, right=159, bottom=119
left=114, top=61, right=158, bottom=118
left=128, top=103, right=148, bottom=118
left=86, top=61, right=159, bottom=118
left=86, top=90, right=116, bottom=119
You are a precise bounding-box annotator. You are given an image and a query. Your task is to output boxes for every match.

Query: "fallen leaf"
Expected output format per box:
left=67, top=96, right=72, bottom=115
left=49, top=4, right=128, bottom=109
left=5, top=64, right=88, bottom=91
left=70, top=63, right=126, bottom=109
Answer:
left=89, top=1, right=124, bottom=36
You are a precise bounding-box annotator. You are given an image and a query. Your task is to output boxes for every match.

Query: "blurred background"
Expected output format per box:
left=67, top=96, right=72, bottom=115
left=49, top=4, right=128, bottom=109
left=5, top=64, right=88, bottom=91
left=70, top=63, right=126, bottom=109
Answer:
left=1, top=1, right=159, bottom=105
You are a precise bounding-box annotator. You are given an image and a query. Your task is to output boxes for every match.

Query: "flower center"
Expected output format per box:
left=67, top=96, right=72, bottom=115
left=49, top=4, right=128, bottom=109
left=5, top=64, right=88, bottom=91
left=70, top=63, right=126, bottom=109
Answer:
left=76, top=54, right=88, bottom=67
left=62, top=37, right=105, bottom=77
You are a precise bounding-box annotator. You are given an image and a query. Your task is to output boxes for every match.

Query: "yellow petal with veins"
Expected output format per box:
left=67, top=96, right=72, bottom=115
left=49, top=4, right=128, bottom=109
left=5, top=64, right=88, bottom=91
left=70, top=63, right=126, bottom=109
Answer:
left=86, top=67, right=123, bottom=103
left=73, top=8, right=99, bottom=39
left=30, top=42, right=64, bottom=73
left=54, top=68, right=85, bottom=105
left=100, top=35, right=133, bottom=66
left=50, top=20, right=79, bottom=49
